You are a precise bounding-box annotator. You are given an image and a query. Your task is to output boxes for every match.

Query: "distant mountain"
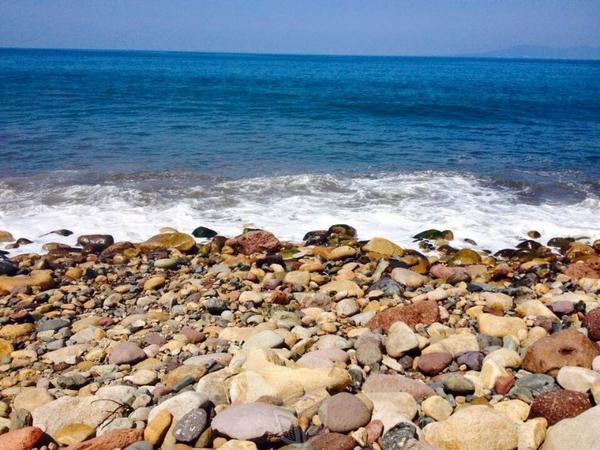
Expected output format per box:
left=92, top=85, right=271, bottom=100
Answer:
left=468, top=45, right=600, bottom=60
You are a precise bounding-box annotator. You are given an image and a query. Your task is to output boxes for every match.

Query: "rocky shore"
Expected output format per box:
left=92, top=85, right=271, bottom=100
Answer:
left=0, top=224, right=599, bottom=450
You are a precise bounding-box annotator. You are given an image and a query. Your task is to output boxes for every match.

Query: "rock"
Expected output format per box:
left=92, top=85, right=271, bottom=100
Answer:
left=43, top=343, right=89, bottom=364
left=0, top=230, right=14, bottom=242
left=518, top=418, right=547, bottom=450
left=516, top=300, right=557, bottom=319
left=319, top=392, right=371, bottom=433
left=423, top=405, right=517, bottom=450
left=309, top=432, right=356, bottom=450
left=243, top=330, right=284, bottom=350
left=422, top=333, right=479, bottom=356
left=319, top=279, right=364, bottom=298
left=422, top=395, right=453, bottom=421
left=449, top=248, right=482, bottom=266
left=541, top=405, right=600, bottom=450
left=455, top=351, right=483, bottom=371
left=492, top=399, right=530, bottom=423
left=418, top=352, right=453, bottom=376
left=583, top=308, right=600, bottom=341
left=140, top=232, right=196, bottom=252
left=523, top=329, right=599, bottom=376
left=363, top=237, right=404, bottom=257
left=0, top=426, right=43, bottom=450
left=380, top=422, right=418, bottom=450
left=368, top=277, right=404, bottom=296
left=61, top=428, right=143, bottom=450
left=363, top=374, right=434, bottom=401
left=192, top=226, right=217, bottom=238
left=36, top=318, right=70, bottom=332
left=148, top=391, right=208, bottom=422
left=76, top=234, right=114, bottom=252
left=386, top=321, right=419, bottom=357
left=180, top=326, right=205, bottom=344
left=219, top=440, right=259, bottom=450
left=211, top=402, right=296, bottom=441
left=357, top=341, right=382, bottom=365
left=0, top=259, right=18, bottom=276
left=367, top=300, right=439, bottom=332
left=232, top=230, right=281, bottom=255
left=144, top=409, right=172, bottom=446
left=0, top=323, right=34, bottom=339
left=477, top=313, right=527, bottom=338
left=13, top=387, right=54, bottom=413
left=367, top=392, right=418, bottom=429
left=284, top=271, right=310, bottom=286
left=556, top=366, right=600, bottom=392
left=336, top=298, right=359, bottom=317
left=55, top=423, right=95, bottom=446
left=172, top=408, right=208, bottom=443
left=108, top=342, right=146, bottom=365
left=529, top=390, right=591, bottom=425
left=390, top=268, right=428, bottom=289
left=442, top=374, right=475, bottom=395
left=143, top=275, right=165, bottom=291
left=0, top=270, right=53, bottom=294
left=413, top=229, right=454, bottom=241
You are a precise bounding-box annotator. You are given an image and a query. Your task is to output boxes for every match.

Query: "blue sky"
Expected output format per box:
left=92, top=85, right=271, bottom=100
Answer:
left=1, top=0, right=599, bottom=55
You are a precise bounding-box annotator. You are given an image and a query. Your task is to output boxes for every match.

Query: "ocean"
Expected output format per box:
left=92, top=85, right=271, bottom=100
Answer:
left=1, top=48, right=599, bottom=252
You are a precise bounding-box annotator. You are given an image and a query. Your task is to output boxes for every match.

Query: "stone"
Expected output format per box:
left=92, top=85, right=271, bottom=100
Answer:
left=492, top=399, right=530, bottom=423
left=386, top=321, right=419, bottom=357
left=556, top=366, right=600, bottom=392
left=516, top=300, right=557, bottom=319
left=0, top=323, right=34, bottom=339
left=455, top=351, right=483, bottom=371
left=0, top=230, right=14, bottom=242
left=481, top=292, right=513, bottom=312
left=36, top=318, right=70, bottom=332
left=319, top=279, right=364, bottom=298
left=43, top=343, right=89, bottom=364
left=422, top=333, right=479, bottom=356
left=0, top=259, right=18, bottom=276
left=0, top=426, right=43, bottom=450
left=363, top=237, right=404, bottom=256
left=108, top=342, right=146, bottom=365
left=77, top=234, right=114, bottom=252
left=529, top=390, right=591, bottom=425
left=192, top=226, right=217, bottom=238
left=284, top=271, right=310, bottom=286
left=243, top=330, right=284, bottom=349
left=356, top=341, right=382, bottom=365
left=449, top=248, right=482, bottom=266
left=319, top=392, right=371, bottom=433
left=541, top=405, right=600, bottom=450
left=140, top=232, right=196, bottom=252
left=232, top=230, right=281, bottom=255
left=336, top=298, right=359, bottom=317
left=423, top=405, right=517, bottom=450
left=380, top=422, right=418, bottom=450
left=390, top=267, right=428, bottom=289
left=518, top=418, right=547, bottom=450
left=363, top=374, right=435, bottom=401
left=211, top=402, right=296, bottom=441
left=55, top=423, right=95, bottom=445
left=144, top=409, right=172, bottom=446
left=143, top=275, right=165, bottom=291
left=148, top=392, right=208, bottom=422
left=583, top=307, right=600, bottom=341
left=418, top=352, right=453, bottom=376
left=124, top=369, right=158, bottom=386
left=367, top=300, right=439, bottom=332
left=368, top=277, right=404, bottom=296
left=172, top=408, right=208, bottom=443
left=60, top=428, right=143, bottom=450
left=523, top=329, right=599, bottom=376
left=309, top=432, right=356, bottom=450
left=477, top=313, right=527, bottom=338
left=0, top=270, right=54, bottom=294
left=219, top=440, right=259, bottom=450
left=422, top=395, right=453, bottom=421
left=13, top=387, right=54, bottom=413
left=442, top=374, right=475, bottom=395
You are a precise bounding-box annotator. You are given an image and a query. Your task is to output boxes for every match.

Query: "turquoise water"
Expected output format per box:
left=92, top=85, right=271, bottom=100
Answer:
left=0, top=48, right=599, bottom=250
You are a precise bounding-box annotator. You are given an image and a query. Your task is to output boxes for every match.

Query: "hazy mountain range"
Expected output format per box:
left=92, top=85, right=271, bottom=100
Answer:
left=468, top=45, right=600, bottom=60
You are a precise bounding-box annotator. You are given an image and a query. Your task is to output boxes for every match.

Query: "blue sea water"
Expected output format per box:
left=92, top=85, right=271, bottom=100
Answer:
left=0, top=48, right=599, bottom=251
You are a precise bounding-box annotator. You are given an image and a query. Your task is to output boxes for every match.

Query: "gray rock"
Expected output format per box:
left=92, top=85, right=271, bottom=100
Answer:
left=356, top=341, right=382, bottom=366
left=173, top=408, right=208, bottom=443
left=381, top=422, right=419, bottom=450
left=442, top=374, right=475, bottom=395
left=36, top=318, right=70, bottom=332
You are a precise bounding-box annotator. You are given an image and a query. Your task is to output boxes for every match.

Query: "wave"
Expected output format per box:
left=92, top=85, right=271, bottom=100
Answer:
left=0, top=171, right=598, bottom=255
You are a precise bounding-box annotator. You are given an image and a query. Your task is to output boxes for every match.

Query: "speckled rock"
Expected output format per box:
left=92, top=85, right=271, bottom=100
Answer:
left=367, top=300, right=439, bottom=332
left=529, top=390, right=592, bottom=425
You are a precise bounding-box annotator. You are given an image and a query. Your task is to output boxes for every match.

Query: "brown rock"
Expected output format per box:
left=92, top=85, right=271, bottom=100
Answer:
left=64, top=428, right=142, bottom=450
left=565, top=258, right=600, bottom=280
left=523, top=329, right=599, bottom=376
left=584, top=308, right=600, bottom=341
left=0, top=426, right=43, bottom=450
left=362, top=374, right=434, bottom=401
left=140, top=232, right=196, bottom=252
left=494, top=375, right=515, bottom=395
left=232, top=230, right=281, bottom=255
left=418, top=352, right=453, bottom=376
left=318, top=392, right=371, bottom=433
left=309, top=432, right=356, bottom=450
left=529, top=390, right=592, bottom=425
left=367, top=300, right=439, bottom=333
left=0, top=270, right=54, bottom=295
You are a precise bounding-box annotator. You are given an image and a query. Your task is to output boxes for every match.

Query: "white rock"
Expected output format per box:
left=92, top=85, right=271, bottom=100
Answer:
left=556, top=366, right=600, bottom=393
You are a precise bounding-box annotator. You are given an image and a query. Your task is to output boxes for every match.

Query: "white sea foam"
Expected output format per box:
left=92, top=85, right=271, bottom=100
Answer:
left=1, top=172, right=598, bottom=255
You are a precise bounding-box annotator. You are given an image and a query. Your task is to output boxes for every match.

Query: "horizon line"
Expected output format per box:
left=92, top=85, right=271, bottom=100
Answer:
left=2, top=45, right=600, bottom=62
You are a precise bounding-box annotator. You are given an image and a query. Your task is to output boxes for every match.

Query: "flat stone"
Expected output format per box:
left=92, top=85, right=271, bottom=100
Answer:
left=356, top=341, right=382, bottom=365
left=390, top=268, right=428, bottom=289
left=542, top=405, right=600, bottom=450
left=309, top=432, right=356, bottom=450
left=363, top=374, right=434, bottom=401
left=144, top=409, right=172, bottom=446
left=385, top=321, right=419, bottom=357
left=13, top=387, right=54, bottom=413
left=422, top=395, right=453, bottom=421
left=55, top=423, right=95, bottom=446
left=477, top=313, right=527, bottom=338
left=109, top=342, right=146, bottom=365
left=319, top=392, right=371, bottom=433
left=367, top=300, right=439, bottom=332
left=418, top=352, right=453, bottom=376
left=148, top=391, right=209, bottom=423
left=0, top=426, right=43, bottom=450
left=172, top=408, right=208, bottom=443
left=60, top=428, right=143, bottom=450
left=556, top=366, right=600, bottom=392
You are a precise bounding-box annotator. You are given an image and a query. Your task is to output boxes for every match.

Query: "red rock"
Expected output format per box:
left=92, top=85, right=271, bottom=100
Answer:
left=366, top=420, right=384, bottom=444
left=522, top=329, right=599, bottom=377
left=64, top=428, right=143, bottom=450
left=547, top=301, right=575, bottom=316
left=529, top=390, right=591, bottom=425
left=584, top=308, right=600, bottom=341
left=232, top=230, right=281, bottom=255
left=108, top=341, right=146, bottom=365
left=564, top=257, right=600, bottom=280
left=309, top=432, right=356, bottom=450
left=180, top=326, right=205, bottom=344
left=495, top=375, right=515, bottom=395
left=0, top=426, right=44, bottom=450
left=366, top=300, right=440, bottom=333
left=418, top=352, right=453, bottom=376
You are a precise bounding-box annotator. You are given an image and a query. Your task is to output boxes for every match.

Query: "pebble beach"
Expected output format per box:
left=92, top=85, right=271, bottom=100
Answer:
left=0, top=224, right=599, bottom=450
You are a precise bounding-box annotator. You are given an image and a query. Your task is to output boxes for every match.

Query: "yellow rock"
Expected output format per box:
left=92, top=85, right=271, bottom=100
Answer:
left=422, top=395, right=453, bottom=421
left=363, top=237, right=404, bottom=257
left=0, top=230, right=14, bottom=242
left=477, top=313, right=527, bottom=338
left=329, top=245, right=357, bottom=260
left=144, top=275, right=166, bottom=291
left=422, top=333, right=479, bottom=356
left=515, top=300, right=558, bottom=319
left=65, top=267, right=83, bottom=279
left=140, top=232, right=196, bottom=252
left=283, top=271, right=311, bottom=286
left=144, top=409, right=172, bottom=446
left=55, top=423, right=95, bottom=445
left=483, top=348, right=522, bottom=369
left=480, top=359, right=509, bottom=390
left=518, top=418, right=547, bottom=450
left=0, top=323, right=34, bottom=339
left=319, top=279, right=364, bottom=298
left=449, top=248, right=482, bottom=266
left=492, top=399, right=530, bottom=423
left=0, top=270, right=53, bottom=294
left=219, top=440, right=258, bottom=450
left=0, top=338, right=14, bottom=356
left=162, top=365, right=207, bottom=388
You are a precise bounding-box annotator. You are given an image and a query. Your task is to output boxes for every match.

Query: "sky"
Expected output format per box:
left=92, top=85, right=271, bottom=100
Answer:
left=1, top=0, right=599, bottom=56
